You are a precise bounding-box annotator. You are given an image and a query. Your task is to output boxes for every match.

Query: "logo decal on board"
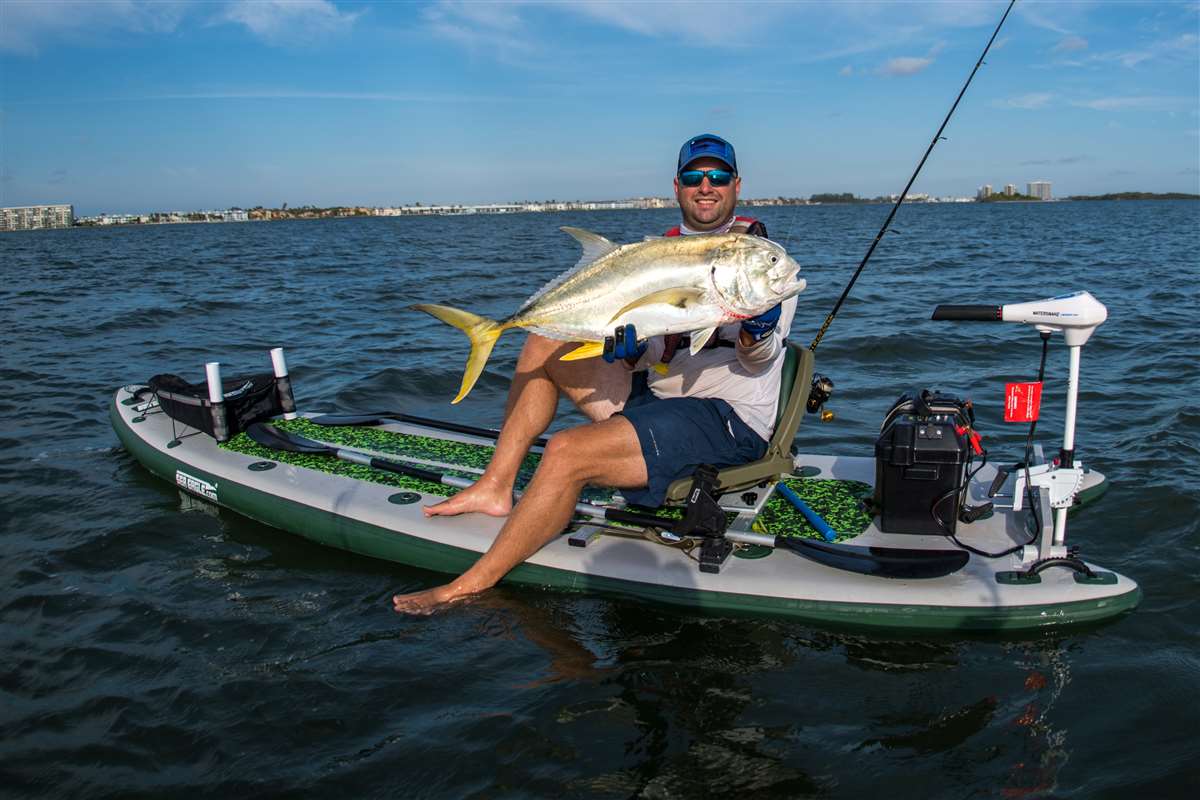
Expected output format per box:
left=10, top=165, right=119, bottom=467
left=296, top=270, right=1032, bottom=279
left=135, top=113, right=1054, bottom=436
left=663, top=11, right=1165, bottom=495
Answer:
left=176, top=470, right=218, bottom=501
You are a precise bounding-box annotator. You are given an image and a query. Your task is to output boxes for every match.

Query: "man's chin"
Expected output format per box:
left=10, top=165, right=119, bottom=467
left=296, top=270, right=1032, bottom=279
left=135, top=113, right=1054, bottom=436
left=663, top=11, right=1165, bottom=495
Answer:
left=685, top=208, right=727, bottom=230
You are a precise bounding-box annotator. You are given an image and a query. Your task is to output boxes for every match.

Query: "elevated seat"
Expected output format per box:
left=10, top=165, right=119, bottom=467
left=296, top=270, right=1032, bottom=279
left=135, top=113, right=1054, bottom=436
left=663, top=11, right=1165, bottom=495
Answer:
left=662, top=343, right=814, bottom=503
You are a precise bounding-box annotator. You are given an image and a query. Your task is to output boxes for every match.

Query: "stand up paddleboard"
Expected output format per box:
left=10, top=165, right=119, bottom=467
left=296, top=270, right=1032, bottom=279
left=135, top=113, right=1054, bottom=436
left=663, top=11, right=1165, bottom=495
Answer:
left=110, top=307, right=1140, bottom=631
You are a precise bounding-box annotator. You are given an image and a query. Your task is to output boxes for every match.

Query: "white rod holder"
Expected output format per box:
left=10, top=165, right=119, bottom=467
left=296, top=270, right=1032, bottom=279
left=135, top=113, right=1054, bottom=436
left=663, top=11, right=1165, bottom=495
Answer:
left=270, top=347, right=298, bottom=420
left=205, top=362, right=224, bottom=404
left=204, top=361, right=231, bottom=442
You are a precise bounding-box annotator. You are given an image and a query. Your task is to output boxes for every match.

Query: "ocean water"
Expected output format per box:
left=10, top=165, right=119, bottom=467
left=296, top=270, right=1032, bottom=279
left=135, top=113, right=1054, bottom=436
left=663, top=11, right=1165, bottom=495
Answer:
left=2, top=201, right=1197, bottom=797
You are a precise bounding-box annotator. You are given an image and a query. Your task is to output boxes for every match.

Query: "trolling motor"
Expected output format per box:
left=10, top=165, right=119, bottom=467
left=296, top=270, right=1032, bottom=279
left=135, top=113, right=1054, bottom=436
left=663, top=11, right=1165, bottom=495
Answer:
left=931, top=291, right=1107, bottom=565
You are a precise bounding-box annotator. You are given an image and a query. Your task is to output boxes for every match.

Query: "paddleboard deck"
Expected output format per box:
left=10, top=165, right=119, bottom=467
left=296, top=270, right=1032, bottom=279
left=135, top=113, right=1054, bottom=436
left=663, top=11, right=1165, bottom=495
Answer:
left=111, top=386, right=1140, bottom=631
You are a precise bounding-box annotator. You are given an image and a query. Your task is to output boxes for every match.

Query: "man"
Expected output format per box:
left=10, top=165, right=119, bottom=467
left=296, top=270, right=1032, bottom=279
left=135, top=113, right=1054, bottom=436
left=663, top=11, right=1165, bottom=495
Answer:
left=393, top=133, right=798, bottom=614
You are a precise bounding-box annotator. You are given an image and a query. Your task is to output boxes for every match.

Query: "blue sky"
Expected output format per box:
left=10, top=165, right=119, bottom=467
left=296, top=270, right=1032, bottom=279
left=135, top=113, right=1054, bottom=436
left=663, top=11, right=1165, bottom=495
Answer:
left=1, top=0, right=1197, bottom=214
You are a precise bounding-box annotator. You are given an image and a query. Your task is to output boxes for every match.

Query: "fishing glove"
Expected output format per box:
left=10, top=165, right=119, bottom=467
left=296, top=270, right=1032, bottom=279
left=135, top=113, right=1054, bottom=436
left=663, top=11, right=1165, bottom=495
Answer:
left=602, top=324, right=648, bottom=364
left=741, top=303, right=782, bottom=342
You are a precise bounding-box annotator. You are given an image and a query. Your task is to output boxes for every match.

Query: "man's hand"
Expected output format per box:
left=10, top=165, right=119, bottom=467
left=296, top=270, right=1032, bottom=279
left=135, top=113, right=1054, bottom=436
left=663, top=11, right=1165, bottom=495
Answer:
left=602, top=323, right=648, bottom=364
left=741, top=303, right=782, bottom=343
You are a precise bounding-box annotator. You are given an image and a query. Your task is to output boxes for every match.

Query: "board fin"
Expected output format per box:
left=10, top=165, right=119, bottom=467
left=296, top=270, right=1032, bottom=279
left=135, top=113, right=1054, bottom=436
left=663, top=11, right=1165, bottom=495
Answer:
left=607, top=286, right=706, bottom=324
left=410, top=303, right=510, bottom=404
left=689, top=326, right=718, bottom=354
left=559, top=341, right=606, bottom=361
left=561, top=227, right=618, bottom=269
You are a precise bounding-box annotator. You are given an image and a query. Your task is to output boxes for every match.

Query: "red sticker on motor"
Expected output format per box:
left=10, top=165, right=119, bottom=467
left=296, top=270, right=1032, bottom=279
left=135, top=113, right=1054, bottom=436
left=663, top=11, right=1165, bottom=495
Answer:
left=1004, top=382, right=1042, bottom=423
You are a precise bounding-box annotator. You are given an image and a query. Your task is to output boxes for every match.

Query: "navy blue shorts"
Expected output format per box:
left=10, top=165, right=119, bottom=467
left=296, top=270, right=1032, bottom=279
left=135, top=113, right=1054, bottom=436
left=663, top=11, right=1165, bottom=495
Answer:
left=617, top=377, right=767, bottom=508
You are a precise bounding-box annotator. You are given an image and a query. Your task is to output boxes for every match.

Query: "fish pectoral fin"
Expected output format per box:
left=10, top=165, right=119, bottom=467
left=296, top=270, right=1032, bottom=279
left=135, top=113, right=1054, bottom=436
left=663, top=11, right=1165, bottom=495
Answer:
left=689, top=326, right=718, bottom=354
left=607, top=286, right=707, bottom=324
left=559, top=341, right=606, bottom=361
left=561, top=226, right=619, bottom=268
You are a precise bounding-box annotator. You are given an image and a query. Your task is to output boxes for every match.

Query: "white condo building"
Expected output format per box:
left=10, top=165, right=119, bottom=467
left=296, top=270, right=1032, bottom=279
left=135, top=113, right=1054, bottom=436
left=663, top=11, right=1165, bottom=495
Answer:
left=1, top=204, right=74, bottom=231
left=1028, top=181, right=1052, bottom=201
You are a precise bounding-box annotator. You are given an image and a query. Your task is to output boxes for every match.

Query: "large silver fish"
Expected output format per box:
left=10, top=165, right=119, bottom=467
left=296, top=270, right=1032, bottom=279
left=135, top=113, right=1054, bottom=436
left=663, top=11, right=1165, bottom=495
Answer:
left=413, top=226, right=805, bottom=403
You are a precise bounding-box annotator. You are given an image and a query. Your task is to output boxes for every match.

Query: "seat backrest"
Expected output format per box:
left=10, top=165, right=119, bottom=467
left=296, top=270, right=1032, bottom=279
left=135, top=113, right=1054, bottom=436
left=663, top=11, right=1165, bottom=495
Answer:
left=663, top=343, right=814, bottom=503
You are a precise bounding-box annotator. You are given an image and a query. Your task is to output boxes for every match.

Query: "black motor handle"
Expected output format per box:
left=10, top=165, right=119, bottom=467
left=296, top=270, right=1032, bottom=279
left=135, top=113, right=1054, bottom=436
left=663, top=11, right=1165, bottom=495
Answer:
left=931, top=304, right=1002, bottom=321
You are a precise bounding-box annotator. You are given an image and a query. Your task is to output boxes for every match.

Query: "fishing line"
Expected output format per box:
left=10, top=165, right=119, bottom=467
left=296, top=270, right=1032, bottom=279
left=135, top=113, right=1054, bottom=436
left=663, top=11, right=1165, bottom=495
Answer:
left=807, top=0, right=1017, bottom=353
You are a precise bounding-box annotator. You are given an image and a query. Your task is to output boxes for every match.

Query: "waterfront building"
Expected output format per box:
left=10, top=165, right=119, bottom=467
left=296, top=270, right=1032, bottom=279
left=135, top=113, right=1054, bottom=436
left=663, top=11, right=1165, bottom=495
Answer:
left=977, top=185, right=993, bottom=200
left=0, top=204, right=74, bottom=231
left=1004, top=184, right=1017, bottom=196
left=1028, top=181, right=1052, bottom=201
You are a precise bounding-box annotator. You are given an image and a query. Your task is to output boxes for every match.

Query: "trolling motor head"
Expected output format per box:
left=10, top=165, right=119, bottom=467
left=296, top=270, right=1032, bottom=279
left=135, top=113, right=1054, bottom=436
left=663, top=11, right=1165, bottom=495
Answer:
left=931, top=291, right=1107, bottom=347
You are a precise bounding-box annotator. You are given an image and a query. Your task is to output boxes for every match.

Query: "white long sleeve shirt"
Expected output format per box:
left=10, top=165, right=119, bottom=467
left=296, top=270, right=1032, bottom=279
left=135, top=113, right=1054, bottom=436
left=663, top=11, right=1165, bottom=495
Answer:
left=632, top=296, right=798, bottom=442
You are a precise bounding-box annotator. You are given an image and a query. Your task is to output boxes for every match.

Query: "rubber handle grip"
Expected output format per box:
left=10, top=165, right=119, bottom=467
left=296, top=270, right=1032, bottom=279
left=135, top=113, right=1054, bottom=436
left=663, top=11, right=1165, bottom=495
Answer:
left=987, top=469, right=1009, bottom=498
left=931, top=304, right=1002, bottom=321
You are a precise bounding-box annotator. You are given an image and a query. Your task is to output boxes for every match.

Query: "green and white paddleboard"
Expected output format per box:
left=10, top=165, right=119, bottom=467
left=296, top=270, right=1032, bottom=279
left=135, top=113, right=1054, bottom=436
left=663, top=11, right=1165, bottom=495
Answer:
left=111, top=386, right=1140, bottom=632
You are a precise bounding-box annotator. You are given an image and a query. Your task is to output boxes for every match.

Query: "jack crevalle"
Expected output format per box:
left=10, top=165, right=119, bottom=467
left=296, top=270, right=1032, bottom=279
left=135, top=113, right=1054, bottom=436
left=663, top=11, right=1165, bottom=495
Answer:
left=412, top=226, right=805, bottom=404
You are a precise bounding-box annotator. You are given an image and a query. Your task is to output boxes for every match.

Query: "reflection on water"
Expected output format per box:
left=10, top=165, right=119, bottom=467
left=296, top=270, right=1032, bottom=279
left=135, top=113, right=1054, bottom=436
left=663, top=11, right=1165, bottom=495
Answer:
left=476, top=588, right=1086, bottom=797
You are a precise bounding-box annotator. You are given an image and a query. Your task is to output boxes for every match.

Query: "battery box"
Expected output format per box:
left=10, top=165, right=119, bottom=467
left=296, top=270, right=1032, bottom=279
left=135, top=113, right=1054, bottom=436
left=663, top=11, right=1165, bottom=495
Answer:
left=874, top=391, right=972, bottom=536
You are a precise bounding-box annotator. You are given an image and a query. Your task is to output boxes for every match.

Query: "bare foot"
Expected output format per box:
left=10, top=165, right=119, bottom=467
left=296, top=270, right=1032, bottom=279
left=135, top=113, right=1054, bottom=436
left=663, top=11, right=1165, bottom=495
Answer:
left=424, top=477, right=513, bottom=518
left=392, top=583, right=479, bottom=615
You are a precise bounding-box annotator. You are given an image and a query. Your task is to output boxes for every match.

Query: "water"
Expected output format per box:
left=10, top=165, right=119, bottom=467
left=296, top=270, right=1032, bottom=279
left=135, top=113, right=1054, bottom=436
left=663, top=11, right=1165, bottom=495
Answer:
left=2, top=202, right=1197, bottom=797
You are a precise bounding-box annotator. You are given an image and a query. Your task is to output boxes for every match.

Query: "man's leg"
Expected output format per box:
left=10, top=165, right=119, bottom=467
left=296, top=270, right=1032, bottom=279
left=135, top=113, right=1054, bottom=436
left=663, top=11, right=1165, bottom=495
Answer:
left=393, top=414, right=647, bottom=614
left=423, top=333, right=631, bottom=517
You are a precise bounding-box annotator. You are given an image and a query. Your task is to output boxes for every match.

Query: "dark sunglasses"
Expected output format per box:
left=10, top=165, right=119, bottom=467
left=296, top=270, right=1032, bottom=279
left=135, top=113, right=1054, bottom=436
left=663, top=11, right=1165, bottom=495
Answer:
left=678, top=168, right=735, bottom=187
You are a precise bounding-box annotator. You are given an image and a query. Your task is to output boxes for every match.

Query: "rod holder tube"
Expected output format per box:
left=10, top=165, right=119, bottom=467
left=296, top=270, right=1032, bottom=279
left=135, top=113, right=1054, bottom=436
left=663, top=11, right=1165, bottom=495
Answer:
left=270, top=347, right=298, bottom=420
left=205, top=361, right=231, bottom=442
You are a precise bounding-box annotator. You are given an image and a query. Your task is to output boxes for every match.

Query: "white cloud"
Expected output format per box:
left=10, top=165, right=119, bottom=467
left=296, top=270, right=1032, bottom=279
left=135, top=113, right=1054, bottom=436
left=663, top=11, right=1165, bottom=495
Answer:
left=0, top=0, right=189, bottom=55
left=220, top=0, right=360, bottom=46
left=994, top=92, right=1055, bottom=110
left=879, top=56, right=933, bottom=76
left=1071, top=96, right=1195, bottom=112
left=147, top=89, right=505, bottom=104
left=423, top=0, right=537, bottom=62
left=1017, top=2, right=1086, bottom=37
left=1053, top=36, right=1088, bottom=53
left=1058, top=33, right=1198, bottom=70
left=564, top=0, right=781, bottom=46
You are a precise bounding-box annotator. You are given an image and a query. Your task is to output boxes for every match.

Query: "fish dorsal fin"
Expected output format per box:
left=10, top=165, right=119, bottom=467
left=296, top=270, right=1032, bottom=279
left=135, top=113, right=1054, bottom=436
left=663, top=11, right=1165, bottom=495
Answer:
left=689, top=326, right=718, bottom=354
left=607, top=286, right=707, bottom=324
left=517, top=228, right=620, bottom=314
left=561, top=226, right=618, bottom=269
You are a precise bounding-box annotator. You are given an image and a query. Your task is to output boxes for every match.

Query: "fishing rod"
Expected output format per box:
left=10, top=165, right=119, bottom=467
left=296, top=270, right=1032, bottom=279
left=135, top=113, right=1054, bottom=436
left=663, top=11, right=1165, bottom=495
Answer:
left=808, top=0, right=1016, bottom=352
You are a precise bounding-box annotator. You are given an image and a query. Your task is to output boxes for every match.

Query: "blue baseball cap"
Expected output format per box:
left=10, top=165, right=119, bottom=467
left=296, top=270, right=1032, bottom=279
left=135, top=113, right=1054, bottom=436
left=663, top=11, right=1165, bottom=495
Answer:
left=677, top=133, right=737, bottom=174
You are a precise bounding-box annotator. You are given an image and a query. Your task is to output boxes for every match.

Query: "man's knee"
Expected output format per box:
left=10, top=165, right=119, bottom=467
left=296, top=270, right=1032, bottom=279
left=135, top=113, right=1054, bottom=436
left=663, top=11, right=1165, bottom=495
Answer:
left=541, top=427, right=589, bottom=481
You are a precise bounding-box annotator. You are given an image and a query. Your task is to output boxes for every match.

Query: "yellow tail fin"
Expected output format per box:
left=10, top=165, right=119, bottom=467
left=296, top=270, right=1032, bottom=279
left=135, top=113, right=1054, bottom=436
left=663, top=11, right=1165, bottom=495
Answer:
left=411, top=303, right=508, bottom=404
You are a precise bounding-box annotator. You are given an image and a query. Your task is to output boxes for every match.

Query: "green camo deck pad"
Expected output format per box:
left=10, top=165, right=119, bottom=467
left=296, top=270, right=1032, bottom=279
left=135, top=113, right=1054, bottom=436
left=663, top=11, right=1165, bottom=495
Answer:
left=760, top=478, right=872, bottom=543
left=222, top=418, right=619, bottom=503
left=221, top=418, right=872, bottom=542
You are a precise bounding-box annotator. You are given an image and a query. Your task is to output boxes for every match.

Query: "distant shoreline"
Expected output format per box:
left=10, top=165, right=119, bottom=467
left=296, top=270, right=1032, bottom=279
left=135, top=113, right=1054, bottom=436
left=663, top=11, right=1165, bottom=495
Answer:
left=5, top=192, right=1197, bottom=233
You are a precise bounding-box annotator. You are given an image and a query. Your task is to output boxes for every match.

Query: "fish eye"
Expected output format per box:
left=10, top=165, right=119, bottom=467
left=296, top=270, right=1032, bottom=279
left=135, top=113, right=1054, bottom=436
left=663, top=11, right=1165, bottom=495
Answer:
left=770, top=256, right=778, bottom=263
